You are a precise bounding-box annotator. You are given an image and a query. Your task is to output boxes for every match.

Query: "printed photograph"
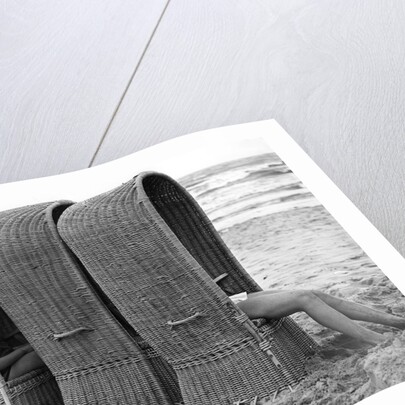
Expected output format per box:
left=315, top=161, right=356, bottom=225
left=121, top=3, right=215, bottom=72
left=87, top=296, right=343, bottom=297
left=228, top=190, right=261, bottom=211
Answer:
left=0, top=127, right=404, bottom=405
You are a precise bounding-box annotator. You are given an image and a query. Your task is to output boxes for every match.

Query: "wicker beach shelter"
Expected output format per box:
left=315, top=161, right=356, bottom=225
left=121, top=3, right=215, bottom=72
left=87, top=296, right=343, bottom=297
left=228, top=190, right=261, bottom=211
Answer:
left=0, top=309, right=63, bottom=405
left=0, top=202, right=181, bottom=405
left=58, top=172, right=318, bottom=405
left=0, top=368, right=63, bottom=405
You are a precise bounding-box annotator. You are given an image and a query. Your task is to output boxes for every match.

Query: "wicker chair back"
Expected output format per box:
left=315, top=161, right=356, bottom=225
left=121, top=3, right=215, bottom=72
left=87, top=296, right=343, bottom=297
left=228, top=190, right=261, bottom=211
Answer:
left=58, top=172, right=318, bottom=404
left=0, top=202, right=179, bottom=405
left=1, top=291, right=63, bottom=405
left=0, top=367, right=63, bottom=405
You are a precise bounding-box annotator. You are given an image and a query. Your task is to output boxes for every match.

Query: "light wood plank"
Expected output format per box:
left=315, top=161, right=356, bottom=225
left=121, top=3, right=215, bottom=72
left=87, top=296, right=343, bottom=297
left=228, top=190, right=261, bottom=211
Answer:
left=0, top=0, right=167, bottom=183
left=94, top=0, right=405, bottom=257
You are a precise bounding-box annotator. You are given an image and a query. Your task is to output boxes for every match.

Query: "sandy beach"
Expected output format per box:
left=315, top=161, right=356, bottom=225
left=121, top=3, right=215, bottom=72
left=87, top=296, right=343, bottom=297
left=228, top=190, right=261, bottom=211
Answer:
left=219, top=206, right=405, bottom=404
left=180, top=153, right=405, bottom=404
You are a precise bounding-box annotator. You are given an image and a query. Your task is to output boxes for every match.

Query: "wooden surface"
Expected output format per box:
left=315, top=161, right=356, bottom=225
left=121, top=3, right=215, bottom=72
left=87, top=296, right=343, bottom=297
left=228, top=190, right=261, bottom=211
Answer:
left=0, top=0, right=167, bottom=182
left=2, top=1, right=405, bottom=257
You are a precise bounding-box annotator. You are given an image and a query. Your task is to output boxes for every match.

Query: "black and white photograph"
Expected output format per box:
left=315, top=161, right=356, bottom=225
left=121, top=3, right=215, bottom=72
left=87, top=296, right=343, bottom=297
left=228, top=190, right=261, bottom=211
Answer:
left=1, top=123, right=405, bottom=405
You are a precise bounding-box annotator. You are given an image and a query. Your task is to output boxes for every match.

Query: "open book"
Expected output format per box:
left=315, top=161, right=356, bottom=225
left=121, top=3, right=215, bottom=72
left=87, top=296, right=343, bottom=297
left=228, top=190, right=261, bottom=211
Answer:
left=0, top=120, right=404, bottom=404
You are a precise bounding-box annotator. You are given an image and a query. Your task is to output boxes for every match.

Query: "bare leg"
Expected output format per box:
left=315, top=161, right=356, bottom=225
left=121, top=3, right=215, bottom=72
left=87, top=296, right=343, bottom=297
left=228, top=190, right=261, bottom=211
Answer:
left=249, top=289, right=405, bottom=329
left=8, top=352, right=45, bottom=380
left=238, top=290, right=385, bottom=345
left=312, top=290, right=405, bottom=329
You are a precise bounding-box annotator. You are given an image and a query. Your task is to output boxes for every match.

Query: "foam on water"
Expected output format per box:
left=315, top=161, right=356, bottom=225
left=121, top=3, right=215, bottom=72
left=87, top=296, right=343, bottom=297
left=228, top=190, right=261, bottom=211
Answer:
left=180, top=153, right=321, bottom=231
left=179, top=154, right=405, bottom=405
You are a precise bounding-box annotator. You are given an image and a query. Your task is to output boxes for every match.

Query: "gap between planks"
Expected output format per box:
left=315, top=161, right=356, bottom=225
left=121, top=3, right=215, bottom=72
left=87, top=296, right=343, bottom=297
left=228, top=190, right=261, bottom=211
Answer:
left=88, top=0, right=172, bottom=167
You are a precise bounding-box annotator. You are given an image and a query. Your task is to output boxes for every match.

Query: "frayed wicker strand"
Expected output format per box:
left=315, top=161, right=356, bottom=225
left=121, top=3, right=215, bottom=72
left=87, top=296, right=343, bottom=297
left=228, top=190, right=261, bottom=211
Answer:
left=213, top=273, right=228, bottom=284
left=167, top=312, right=204, bottom=327
left=259, top=341, right=282, bottom=369
left=273, top=388, right=279, bottom=401
left=52, top=327, right=94, bottom=340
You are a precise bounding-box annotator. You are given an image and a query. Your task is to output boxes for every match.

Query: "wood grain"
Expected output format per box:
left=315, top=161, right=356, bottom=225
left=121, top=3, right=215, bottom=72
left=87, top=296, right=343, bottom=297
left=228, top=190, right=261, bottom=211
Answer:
left=0, top=0, right=167, bottom=183
left=93, top=0, right=405, bottom=257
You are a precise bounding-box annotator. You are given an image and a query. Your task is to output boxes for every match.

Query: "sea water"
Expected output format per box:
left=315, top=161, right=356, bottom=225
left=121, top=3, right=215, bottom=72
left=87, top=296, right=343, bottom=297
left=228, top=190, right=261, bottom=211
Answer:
left=179, top=154, right=405, bottom=404
left=180, top=153, right=321, bottom=231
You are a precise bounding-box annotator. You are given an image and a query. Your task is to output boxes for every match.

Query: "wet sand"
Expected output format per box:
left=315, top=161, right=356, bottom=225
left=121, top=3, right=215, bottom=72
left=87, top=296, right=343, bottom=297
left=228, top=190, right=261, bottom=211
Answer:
left=218, top=205, right=405, bottom=404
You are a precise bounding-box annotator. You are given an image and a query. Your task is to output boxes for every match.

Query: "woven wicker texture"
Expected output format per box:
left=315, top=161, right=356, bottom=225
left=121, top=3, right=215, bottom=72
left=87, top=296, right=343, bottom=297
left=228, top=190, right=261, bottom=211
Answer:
left=57, top=172, right=318, bottom=404
left=0, top=368, right=63, bottom=405
left=0, top=309, right=17, bottom=340
left=0, top=201, right=178, bottom=405
left=0, top=309, right=64, bottom=405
